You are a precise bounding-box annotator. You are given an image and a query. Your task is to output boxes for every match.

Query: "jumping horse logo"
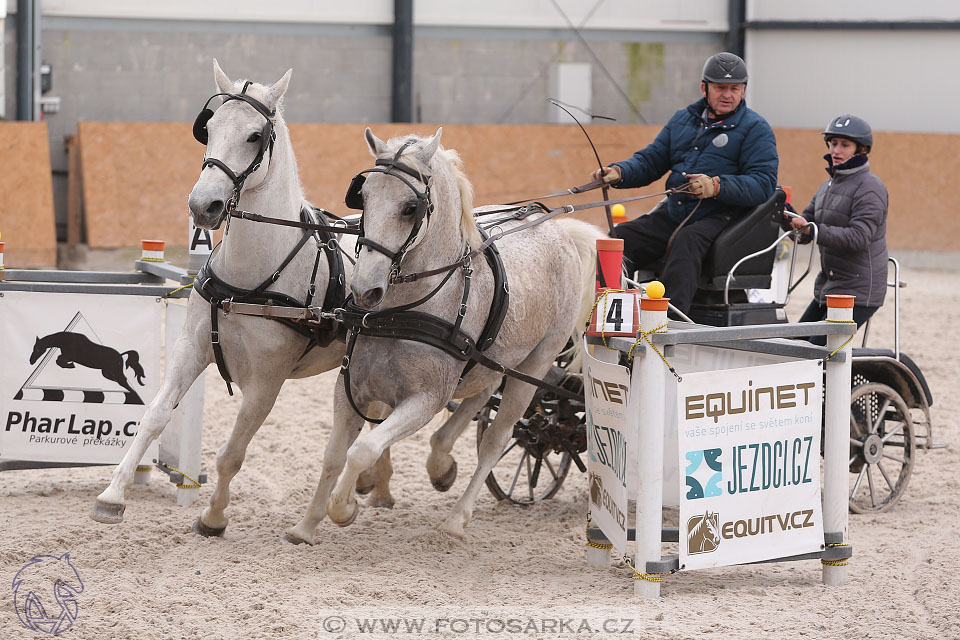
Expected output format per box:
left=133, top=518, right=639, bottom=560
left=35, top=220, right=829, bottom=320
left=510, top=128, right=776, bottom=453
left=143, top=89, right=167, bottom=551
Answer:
left=19, top=328, right=146, bottom=405
left=687, top=511, right=721, bottom=555
left=12, top=553, right=85, bottom=635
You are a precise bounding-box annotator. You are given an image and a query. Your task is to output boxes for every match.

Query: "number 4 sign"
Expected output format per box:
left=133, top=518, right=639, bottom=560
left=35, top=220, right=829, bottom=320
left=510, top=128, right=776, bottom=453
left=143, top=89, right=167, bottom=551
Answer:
left=586, top=289, right=640, bottom=337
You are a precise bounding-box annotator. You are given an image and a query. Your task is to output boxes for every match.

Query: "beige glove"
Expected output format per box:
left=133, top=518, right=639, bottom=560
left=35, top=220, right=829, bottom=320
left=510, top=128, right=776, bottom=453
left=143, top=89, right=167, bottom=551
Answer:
left=591, top=166, right=622, bottom=185
left=686, top=173, right=720, bottom=199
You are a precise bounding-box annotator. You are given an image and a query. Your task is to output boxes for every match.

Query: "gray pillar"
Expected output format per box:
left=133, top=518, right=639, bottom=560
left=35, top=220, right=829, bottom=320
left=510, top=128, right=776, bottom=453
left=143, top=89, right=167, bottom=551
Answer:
left=391, top=0, right=413, bottom=123
left=16, top=0, right=36, bottom=121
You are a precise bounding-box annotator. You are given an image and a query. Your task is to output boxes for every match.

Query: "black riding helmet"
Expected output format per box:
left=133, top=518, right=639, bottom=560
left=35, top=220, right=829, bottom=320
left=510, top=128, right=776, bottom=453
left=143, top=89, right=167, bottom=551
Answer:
left=822, top=114, right=873, bottom=152
left=702, top=52, right=748, bottom=84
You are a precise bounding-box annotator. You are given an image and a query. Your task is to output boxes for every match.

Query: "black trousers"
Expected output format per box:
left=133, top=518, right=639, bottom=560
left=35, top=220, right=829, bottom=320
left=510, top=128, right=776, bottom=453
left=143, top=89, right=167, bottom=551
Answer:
left=612, top=203, right=730, bottom=314
left=798, top=300, right=879, bottom=346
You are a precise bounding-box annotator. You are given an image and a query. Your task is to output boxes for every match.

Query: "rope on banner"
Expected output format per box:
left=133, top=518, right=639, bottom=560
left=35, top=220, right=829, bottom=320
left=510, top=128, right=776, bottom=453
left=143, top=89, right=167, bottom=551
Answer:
left=822, top=319, right=857, bottom=363
left=587, top=288, right=627, bottom=349
left=584, top=515, right=613, bottom=550
left=154, top=459, right=202, bottom=489
left=626, top=321, right=681, bottom=381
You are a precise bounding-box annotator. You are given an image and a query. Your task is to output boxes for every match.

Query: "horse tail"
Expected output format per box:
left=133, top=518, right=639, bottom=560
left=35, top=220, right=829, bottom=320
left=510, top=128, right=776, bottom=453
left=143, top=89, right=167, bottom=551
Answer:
left=554, top=218, right=608, bottom=372
left=121, top=351, right=146, bottom=386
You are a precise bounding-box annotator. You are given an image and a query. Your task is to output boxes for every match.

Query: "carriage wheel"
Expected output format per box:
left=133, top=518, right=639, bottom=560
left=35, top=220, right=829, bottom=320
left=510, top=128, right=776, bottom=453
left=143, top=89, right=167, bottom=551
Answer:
left=848, top=382, right=915, bottom=513
left=477, top=380, right=586, bottom=506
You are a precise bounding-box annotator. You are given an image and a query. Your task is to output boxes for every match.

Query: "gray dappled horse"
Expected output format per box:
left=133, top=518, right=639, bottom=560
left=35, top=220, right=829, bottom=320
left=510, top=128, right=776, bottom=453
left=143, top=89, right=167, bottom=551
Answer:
left=90, top=61, right=397, bottom=533
left=287, top=129, right=605, bottom=541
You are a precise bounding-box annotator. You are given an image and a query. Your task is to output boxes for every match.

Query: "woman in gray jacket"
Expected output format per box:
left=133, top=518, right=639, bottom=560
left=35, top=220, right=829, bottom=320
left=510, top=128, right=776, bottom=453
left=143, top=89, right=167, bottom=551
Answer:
left=788, top=114, right=889, bottom=345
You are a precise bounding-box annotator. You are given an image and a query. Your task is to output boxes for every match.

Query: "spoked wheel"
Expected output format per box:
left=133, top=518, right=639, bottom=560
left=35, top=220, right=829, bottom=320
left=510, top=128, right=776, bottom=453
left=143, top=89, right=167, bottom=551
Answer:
left=476, top=364, right=586, bottom=506
left=848, top=382, right=915, bottom=513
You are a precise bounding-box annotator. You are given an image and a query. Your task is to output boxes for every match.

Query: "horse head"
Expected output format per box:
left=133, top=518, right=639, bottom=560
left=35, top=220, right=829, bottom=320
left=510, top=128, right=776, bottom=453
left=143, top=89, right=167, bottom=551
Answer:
left=702, top=511, right=721, bottom=544
left=350, top=127, right=479, bottom=310
left=188, top=59, right=292, bottom=230
left=29, top=337, right=45, bottom=364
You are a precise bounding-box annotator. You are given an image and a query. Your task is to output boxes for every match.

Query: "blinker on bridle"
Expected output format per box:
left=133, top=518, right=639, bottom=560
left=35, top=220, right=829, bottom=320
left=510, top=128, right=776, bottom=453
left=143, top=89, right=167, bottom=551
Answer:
left=193, top=80, right=277, bottom=229
left=345, top=140, right=434, bottom=279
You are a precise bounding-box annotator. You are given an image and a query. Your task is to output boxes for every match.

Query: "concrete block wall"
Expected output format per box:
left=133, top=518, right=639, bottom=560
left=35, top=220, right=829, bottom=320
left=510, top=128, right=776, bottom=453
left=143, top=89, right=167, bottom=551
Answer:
left=3, top=17, right=723, bottom=241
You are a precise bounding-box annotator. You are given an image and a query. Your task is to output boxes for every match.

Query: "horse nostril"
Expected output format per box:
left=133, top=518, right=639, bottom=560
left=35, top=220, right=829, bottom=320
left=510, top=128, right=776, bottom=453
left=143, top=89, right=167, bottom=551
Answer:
left=362, top=288, right=384, bottom=308
left=206, top=200, right=224, bottom=216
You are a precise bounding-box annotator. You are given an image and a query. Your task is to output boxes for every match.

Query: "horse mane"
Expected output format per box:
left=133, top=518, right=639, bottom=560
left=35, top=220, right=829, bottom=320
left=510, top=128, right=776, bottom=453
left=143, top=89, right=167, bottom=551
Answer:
left=379, top=135, right=483, bottom=250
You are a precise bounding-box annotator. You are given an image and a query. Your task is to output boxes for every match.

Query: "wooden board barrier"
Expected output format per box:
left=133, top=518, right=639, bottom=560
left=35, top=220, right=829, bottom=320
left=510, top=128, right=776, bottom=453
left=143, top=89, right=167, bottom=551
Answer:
left=76, top=122, right=959, bottom=253
left=0, top=122, right=57, bottom=267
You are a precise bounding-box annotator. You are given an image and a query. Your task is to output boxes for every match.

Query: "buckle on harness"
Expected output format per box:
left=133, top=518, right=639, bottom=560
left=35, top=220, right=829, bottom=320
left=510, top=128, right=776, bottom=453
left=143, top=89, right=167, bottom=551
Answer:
left=459, top=303, right=468, bottom=318
left=340, top=355, right=350, bottom=370
left=361, top=313, right=373, bottom=329
left=211, top=330, right=220, bottom=344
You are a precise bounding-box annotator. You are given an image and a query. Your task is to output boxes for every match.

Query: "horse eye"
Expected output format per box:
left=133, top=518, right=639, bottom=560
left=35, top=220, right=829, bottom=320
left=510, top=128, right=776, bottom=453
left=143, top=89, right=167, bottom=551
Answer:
left=247, top=132, right=262, bottom=143
left=402, top=204, right=418, bottom=217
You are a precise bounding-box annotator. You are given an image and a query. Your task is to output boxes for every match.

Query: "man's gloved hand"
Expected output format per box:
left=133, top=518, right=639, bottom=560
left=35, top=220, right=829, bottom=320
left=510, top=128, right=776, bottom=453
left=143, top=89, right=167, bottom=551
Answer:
left=591, top=166, right=622, bottom=185
left=686, top=173, right=720, bottom=199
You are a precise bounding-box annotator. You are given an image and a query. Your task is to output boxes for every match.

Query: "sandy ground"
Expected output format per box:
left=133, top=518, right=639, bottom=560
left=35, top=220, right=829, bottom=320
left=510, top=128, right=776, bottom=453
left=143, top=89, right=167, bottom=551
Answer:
left=2, top=264, right=959, bottom=639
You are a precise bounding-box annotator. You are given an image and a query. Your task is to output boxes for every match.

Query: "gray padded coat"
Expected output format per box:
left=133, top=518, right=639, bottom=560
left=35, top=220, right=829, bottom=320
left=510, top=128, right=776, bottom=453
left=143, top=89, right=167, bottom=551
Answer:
left=799, top=157, right=889, bottom=308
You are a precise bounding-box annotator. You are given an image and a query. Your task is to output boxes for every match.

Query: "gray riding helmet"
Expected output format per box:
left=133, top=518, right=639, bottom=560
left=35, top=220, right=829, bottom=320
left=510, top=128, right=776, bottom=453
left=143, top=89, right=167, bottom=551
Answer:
left=702, top=52, right=748, bottom=84
left=822, top=114, right=873, bottom=151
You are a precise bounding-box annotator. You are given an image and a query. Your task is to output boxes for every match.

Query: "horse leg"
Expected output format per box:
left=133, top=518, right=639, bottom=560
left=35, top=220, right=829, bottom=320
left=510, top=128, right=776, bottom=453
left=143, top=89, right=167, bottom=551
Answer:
left=91, top=327, right=209, bottom=524
left=327, top=393, right=440, bottom=527
left=426, top=387, right=496, bottom=492
left=355, top=403, right=394, bottom=508
left=442, top=349, right=559, bottom=538
left=194, top=377, right=286, bottom=536
left=286, top=377, right=366, bottom=545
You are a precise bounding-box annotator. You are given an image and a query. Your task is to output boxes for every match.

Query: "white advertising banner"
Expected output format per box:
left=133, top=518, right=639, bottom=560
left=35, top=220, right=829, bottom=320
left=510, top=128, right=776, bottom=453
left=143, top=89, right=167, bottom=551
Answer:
left=0, top=291, right=161, bottom=464
left=583, top=344, right=631, bottom=557
left=677, top=360, right=824, bottom=570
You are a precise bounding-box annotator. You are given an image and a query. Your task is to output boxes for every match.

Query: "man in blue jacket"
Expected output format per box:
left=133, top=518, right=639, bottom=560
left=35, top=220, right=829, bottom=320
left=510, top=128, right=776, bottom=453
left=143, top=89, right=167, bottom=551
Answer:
left=592, top=52, right=779, bottom=314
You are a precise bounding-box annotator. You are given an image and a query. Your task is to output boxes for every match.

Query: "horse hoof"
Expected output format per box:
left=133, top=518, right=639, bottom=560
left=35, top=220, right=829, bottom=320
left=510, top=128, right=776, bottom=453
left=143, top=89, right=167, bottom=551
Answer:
left=284, top=523, right=316, bottom=546
left=431, top=460, right=457, bottom=492
left=89, top=500, right=125, bottom=524
left=355, top=473, right=376, bottom=496
left=192, top=517, right=226, bottom=538
left=368, top=493, right=395, bottom=509
left=329, top=502, right=358, bottom=528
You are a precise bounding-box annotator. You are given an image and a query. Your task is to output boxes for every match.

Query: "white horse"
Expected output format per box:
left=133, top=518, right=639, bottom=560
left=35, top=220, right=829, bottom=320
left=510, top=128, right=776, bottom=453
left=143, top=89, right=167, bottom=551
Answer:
left=90, top=61, right=395, bottom=534
left=287, top=128, right=605, bottom=542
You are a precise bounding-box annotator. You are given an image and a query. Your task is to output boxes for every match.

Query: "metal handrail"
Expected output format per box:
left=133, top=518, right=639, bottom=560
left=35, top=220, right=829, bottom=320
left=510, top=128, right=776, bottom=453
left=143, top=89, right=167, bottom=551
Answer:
left=723, top=221, right=818, bottom=305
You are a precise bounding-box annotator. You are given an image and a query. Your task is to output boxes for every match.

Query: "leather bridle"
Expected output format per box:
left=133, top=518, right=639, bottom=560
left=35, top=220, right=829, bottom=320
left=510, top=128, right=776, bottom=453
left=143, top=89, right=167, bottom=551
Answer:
left=344, top=141, right=433, bottom=281
left=192, top=81, right=277, bottom=229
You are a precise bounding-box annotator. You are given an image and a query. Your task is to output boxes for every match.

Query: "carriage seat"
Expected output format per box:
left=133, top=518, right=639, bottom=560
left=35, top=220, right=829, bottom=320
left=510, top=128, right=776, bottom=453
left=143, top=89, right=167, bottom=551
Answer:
left=696, top=187, right=786, bottom=292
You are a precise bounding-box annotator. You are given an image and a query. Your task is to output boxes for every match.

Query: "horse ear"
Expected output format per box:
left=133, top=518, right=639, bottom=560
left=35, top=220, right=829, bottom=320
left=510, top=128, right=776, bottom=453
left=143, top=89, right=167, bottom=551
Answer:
left=265, top=68, right=292, bottom=111
left=365, top=127, right=386, bottom=158
left=213, top=58, right=232, bottom=93
left=419, top=127, right=443, bottom=162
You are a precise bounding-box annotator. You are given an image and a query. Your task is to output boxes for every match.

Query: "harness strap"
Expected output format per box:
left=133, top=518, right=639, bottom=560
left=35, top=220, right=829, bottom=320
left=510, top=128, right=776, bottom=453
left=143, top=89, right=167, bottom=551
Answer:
left=209, top=302, right=234, bottom=396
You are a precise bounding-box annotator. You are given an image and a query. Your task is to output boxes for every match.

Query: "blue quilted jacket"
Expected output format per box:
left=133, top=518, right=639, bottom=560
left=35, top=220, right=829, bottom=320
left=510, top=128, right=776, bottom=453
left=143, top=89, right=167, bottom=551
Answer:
left=611, top=98, right=779, bottom=224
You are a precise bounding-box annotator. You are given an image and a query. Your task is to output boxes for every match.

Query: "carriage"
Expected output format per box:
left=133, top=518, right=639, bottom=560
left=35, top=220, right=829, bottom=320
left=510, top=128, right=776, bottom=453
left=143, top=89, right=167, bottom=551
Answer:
left=474, top=187, right=940, bottom=514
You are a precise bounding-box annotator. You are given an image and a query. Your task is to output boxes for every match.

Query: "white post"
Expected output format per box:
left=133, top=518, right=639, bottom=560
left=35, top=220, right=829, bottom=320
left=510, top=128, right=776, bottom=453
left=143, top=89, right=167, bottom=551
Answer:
left=823, top=294, right=854, bottom=585
left=161, top=302, right=206, bottom=507
left=633, top=296, right=668, bottom=598
left=585, top=341, right=620, bottom=569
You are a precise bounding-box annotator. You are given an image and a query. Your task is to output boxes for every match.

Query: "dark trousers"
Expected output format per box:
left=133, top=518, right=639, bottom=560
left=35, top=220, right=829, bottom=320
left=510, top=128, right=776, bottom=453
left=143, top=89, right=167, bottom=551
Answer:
left=798, top=300, right=879, bottom=346
left=612, top=203, right=730, bottom=314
